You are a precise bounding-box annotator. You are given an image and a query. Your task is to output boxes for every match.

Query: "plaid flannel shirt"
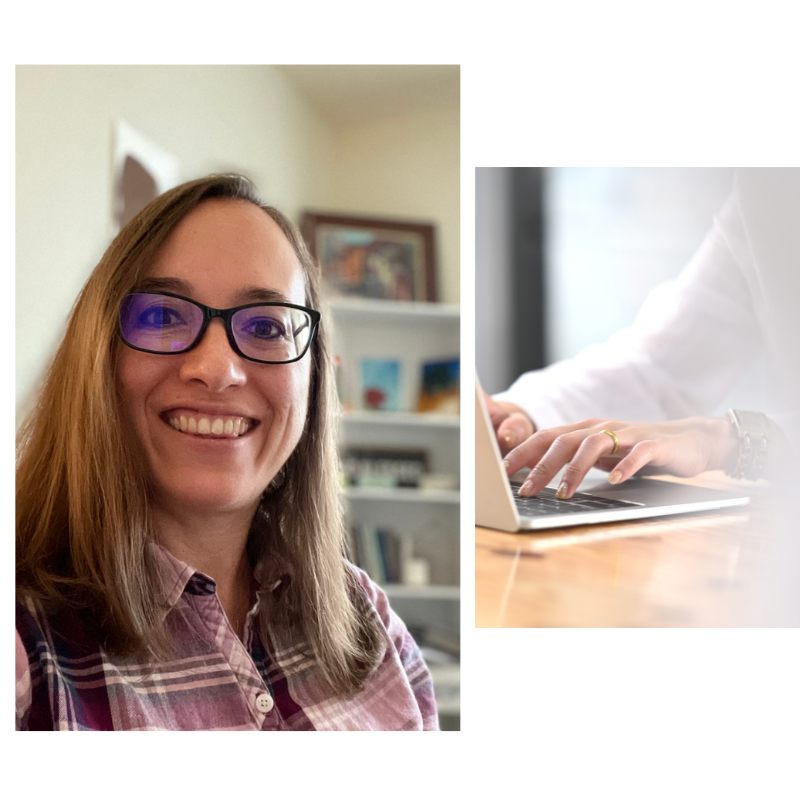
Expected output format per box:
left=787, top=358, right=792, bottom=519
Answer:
left=15, top=546, right=438, bottom=731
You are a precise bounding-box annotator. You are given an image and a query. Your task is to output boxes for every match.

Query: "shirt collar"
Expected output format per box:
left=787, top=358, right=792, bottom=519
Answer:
left=150, top=543, right=213, bottom=608
left=149, top=543, right=287, bottom=610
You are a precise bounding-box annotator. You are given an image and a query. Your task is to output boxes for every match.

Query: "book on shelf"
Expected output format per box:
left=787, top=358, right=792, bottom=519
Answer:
left=341, top=447, right=428, bottom=488
left=347, top=524, right=413, bottom=585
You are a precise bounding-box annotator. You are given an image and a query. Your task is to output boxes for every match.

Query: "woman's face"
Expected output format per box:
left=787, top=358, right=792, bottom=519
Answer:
left=117, top=199, right=312, bottom=518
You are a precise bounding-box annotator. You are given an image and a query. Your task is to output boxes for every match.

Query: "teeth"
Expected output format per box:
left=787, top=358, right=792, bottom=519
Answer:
left=167, top=414, right=251, bottom=438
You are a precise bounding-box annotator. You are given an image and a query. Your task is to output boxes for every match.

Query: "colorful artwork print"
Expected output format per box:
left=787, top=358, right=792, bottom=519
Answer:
left=360, top=359, right=402, bottom=411
left=301, top=212, right=437, bottom=302
left=417, top=358, right=460, bottom=414
left=317, top=226, right=425, bottom=301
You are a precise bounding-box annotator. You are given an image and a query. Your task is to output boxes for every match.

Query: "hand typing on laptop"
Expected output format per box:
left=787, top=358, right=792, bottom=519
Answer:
left=481, top=388, right=536, bottom=456
left=501, top=416, right=740, bottom=500
left=476, top=378, right=750, bottom=532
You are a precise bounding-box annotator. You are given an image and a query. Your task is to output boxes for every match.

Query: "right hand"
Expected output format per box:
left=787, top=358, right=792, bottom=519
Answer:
left=482, top=389, right=536, bottom=456
left=502, top=415, right=739, bottom=499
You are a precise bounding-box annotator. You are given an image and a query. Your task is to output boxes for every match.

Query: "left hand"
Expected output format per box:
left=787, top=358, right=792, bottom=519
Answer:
left=482, top=389, right=536, bottom=455
left=502, top=416, right=738, bottom=498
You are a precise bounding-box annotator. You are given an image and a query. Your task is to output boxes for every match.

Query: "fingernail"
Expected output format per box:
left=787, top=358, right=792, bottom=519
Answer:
left=555, top=481, right=568, bottom=500
left=608, top=471, right=622, bottom=485
left=503, top=431, right=515, bottom=446
left=502, top=459, right=510, bottom=472
left=519, top=480, right=534, bottom=497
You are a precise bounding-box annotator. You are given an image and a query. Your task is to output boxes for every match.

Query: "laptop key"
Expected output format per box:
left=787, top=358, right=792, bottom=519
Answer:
left=511, top=484, right=640, bottom=514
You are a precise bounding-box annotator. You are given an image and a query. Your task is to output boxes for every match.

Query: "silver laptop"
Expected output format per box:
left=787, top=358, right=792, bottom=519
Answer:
left=476, top=377, right=750, bottom=532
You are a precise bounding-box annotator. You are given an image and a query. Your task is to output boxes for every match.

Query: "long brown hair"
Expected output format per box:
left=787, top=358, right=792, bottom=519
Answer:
left=16, top=175, right=384, bottom=694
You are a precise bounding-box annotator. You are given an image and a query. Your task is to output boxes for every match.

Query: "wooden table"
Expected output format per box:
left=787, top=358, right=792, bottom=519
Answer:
left=476, top=472, right=781, bottom=627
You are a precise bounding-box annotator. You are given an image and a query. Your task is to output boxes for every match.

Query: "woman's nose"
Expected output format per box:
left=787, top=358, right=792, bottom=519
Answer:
left=178, top=319, right=247, bottom=390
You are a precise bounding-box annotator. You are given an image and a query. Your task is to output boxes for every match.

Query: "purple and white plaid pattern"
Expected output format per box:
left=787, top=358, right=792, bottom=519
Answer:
left=16, top=546, right=439, bottom=731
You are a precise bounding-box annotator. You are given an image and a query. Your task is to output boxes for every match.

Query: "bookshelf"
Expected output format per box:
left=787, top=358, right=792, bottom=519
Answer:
left=344, top=486, right=460, bottom=504
left=329, top=296, right=460, bottom=728
left=384, top=584, right=460, bottom=601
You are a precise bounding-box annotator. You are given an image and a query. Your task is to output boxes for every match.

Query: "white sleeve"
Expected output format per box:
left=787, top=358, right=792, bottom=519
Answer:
left=494, top=196, right=763, bottom=430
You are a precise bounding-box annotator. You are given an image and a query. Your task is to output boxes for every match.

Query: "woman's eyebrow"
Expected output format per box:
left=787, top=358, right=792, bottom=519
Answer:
left=135, top=276, right=192, bottom=294
left=235, top=286, right=292, bottom=304
left=134, top=278, right=291, bottom=305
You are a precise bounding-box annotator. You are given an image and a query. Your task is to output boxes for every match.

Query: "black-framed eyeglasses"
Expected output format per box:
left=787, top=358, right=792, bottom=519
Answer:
left=119, top=291, right=321, bottom=365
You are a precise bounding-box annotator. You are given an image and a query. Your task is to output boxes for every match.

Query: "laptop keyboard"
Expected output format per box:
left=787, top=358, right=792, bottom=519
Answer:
left=510, top=484, right=642, bottom=516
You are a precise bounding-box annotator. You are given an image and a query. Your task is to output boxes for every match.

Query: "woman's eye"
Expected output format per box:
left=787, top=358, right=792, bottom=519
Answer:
left=137, top=306, right=183, bottom=328
left=245, top=318, right=286, bottom=339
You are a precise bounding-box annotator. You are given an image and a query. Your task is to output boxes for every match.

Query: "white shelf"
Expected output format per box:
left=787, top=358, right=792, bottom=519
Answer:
left=344, top=487, right=460, bottom=504
left=340, top=410, right=460, bottom=428
left=384, top=584, right=460, bottom=601
left=329, top=288, right=459, bottom=713
left=429, top=664, right=460, bottom=716
left=329, top=296, right=460, bottom=322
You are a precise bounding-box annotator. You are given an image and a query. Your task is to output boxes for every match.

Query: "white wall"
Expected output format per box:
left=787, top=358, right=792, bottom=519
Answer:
left=16, top=66, right=459, bottom=425
left=326, top=101, right=461, bottom=305
left=545, top=167, right=736, bottom=363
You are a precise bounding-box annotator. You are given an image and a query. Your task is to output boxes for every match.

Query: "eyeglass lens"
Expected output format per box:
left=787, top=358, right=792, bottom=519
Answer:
left=120, top=293, right=313, bottom=362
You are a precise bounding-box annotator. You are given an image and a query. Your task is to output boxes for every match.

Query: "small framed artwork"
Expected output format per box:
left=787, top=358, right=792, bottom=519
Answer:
left=417, top=357, right=460, bottom=414
left=301, top=212, right=437, bottom=302
left=360, top=358, right=402, bottom=411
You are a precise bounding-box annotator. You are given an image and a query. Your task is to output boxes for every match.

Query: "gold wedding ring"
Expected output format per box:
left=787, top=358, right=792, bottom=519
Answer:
left=601, top=429, right=620, bottom=456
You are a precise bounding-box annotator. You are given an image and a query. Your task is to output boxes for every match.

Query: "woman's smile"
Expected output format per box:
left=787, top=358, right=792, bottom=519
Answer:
left=165, top=413, right=253, bottom=438
left=160, top=407, right=258, bottom=438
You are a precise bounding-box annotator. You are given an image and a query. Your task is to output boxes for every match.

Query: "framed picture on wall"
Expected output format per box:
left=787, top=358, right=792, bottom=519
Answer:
left=300, top=212, right=437, bottom=302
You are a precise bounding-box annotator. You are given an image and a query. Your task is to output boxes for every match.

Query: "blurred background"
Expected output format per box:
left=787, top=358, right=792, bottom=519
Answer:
left=16, top=65, right=460, bottom=729
left=476, top=167, right=774, bottom=415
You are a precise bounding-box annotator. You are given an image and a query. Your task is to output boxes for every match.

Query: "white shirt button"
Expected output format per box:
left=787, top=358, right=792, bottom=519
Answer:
left=256, top=693, right=274, bottom=713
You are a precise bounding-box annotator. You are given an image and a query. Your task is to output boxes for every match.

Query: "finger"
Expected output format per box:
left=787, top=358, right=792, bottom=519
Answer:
left=557, top=432, right=622, bottom=498
left=612, top=432, right=719, bottom=480
left=595, top=456, right=622, bottom=473
left=503, top=419, right=604, bottom=475
left=516, top=431, right=590, bottom=497
left=503, top=428, right=563, bottom=477
left=606, top=440, right=658, bottom=485
left=496, top=413, right=535, bottom=454
left=483, top=392, right=509, bottom=430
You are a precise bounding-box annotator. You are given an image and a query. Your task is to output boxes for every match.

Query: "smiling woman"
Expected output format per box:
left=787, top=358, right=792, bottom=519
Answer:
left=15, top=175, right=438, bottom=731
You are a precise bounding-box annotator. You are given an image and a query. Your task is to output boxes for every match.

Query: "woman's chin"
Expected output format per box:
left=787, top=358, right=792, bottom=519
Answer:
left=154, top=478, right=263, bottom=517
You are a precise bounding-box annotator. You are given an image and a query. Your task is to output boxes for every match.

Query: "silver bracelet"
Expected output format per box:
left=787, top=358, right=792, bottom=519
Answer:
left=725, top=409, right=769, bottom=481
